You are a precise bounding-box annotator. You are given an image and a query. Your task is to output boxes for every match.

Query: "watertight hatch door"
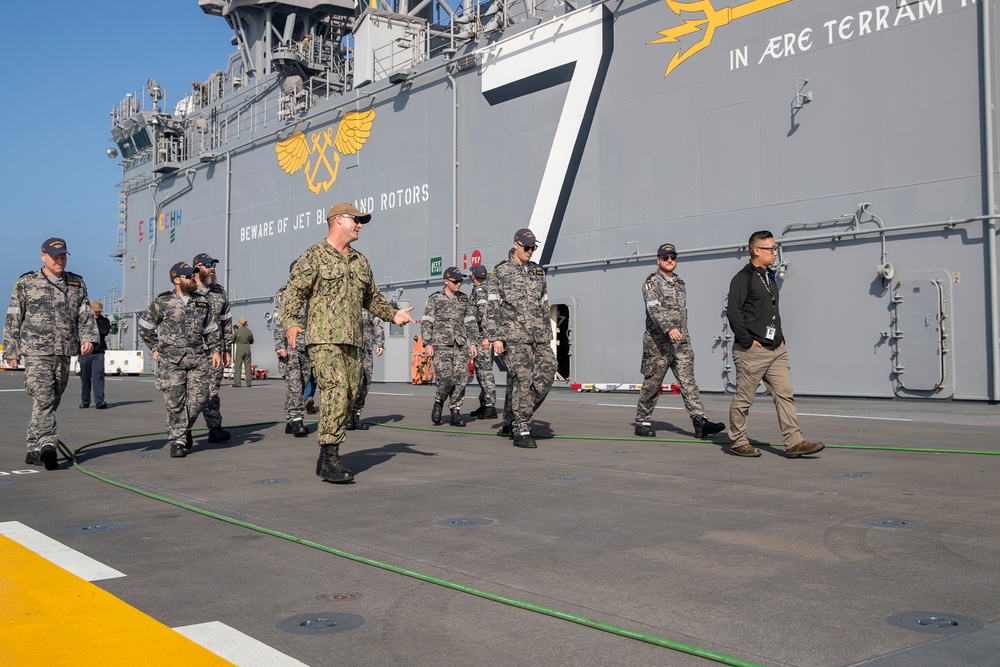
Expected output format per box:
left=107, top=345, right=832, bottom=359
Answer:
left=893, top=277, right=946, bottom=392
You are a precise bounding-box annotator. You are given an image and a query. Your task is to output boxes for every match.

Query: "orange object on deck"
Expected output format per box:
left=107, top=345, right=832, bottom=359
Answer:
left=411, top=335, right=436, bottom=385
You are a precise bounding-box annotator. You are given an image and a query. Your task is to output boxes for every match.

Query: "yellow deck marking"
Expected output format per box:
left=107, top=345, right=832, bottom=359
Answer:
left=0, top=535, right=235, bottom=666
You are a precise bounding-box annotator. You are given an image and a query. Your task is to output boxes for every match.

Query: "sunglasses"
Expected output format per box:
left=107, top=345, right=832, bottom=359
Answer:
left=446, top=278, right=463, bottom=284
left=516, top=242, right=537, bottom=252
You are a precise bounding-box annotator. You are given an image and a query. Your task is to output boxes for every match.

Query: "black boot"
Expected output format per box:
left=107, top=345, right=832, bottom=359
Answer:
left=170, top=440, right=187, bottom=458
left=450, top=409, right=466, bottom=427
left=345, top=412, right=356, bottom=431
left=353, top=412, right=369, bottom=430
left=286, top=419, right=309, bottom=437
left=481, top=406, right=498, bottom=419
left=207, top=426, right=231, bottom=443
left=470, top=405, right=485, bottom=419
left=499, top=423, right=513, bottom=438
left=513, top=433, right=537, bottom=449
left=431, top=401, right=444, bottom=425
left=39, top=443, right=60, bottom=470
left=693, top=415, right=726, bottom=439
left=184, top=430, right=194, bottom=449
left=634, top=423, right=656, bottom=437
left=319, top=444, right=354, bottom=483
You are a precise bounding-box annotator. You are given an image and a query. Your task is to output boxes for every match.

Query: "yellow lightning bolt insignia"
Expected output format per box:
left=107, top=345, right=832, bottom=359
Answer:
left=651, top=0, right=794, bottom=78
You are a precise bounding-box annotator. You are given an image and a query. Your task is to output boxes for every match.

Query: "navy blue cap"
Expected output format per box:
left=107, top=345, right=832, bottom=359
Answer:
left=41, top=238, right=69, bottom=256
left=289, top=260, right=298, bottom=273
left=513, top=228, right=536, bottom=246
left=170, top=261, right=196, bottom=280
left=470, top=265, right=487, bottom=280
left=444, top=267, right=465, bottom=281
left=657, top=243, right=678, bottom=258
left=192, top=253, right=219, bottom=267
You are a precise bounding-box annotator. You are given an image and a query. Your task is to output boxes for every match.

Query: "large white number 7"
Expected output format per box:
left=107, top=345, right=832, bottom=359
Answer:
left=481, top=4, right=612, bottom=264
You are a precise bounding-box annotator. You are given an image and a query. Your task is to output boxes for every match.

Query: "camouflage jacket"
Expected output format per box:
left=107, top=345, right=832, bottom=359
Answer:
left=421, top=290, right=478, bottom=348
left=138, top=290, right=221, bottom=364
left=362, top=310, right=385, bottom=352
left=278, top=241, right=397, bottom=348
left=469, top=281, right=490, bottom=340
left=485, top=260, right=552, bottom=344
left=273, top=285, right=307, bottom=352
left=196, top=282, right=233, bottom=351
left=3, top=268, right=99, bottom=358
left=643, top=271, right=689, bottom=343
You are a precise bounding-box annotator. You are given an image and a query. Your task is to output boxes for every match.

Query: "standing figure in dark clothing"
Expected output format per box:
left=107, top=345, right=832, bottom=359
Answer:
left=79, top=300, right=112, bottom=409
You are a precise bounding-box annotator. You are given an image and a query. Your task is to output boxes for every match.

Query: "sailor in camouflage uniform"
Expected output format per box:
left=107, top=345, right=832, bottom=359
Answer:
left=468, top=264, right=497, bottom=420
left=422, top=267, right=479, bottom=427
left=495, top=248, right=516, bottom=436
left=139, top=262, right=223, bottom=459
left=349, top=309, right=385, bottom=431
left=634, top=243, right=725, bottom=439
left=280, top=203, right=415, bottom=484
left=486, top=229, right=557, bottom=449
left=3, top=238, right=99, bottom=470
left=274, top=261, right=310, bottom=437
left=192, top=253, right=233, bottom=444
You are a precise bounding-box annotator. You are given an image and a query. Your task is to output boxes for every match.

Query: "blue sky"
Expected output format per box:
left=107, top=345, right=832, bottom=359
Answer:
left=0, top=2, right=234, bottom=308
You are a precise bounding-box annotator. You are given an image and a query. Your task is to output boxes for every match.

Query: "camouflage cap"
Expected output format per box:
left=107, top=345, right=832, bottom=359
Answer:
left=41, top=237, right=70, bottom=256
left=170, top=261, right=196, bottom=280
left=513, top=228, right=536, bottom=246
left=470, top=265, right=488, bottom=280
left=327, top=202, right=371, bottom=225
left=192, top=252, right=219, bottom=267
left=444, top=267, right=465, bottom=281
left=657, top=243, right=678, bottom=258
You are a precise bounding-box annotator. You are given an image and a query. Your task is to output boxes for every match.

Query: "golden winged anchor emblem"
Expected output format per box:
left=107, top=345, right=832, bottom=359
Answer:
left=274, top=107, right=376, bottom=195
left=650, top=0, right=793, bottom=78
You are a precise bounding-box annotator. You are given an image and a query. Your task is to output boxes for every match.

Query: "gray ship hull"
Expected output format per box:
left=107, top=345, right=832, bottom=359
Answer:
left=113, top=0, right=1000, bottom=401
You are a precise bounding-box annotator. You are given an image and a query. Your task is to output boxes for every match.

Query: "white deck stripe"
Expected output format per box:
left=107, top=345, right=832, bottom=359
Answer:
left=174, top=622, right=309, bottom=667
left=0, top=521, right=125, bottom=581
left=0, top=389, right=25, bottom=392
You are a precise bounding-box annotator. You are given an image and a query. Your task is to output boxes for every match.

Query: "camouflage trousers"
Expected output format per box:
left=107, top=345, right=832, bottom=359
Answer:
left=154, top=354, right=214, bottom=442
left=501, top=376, right=514, bottom=426
left=279, top=348, right=312, bottom=421
left=22, top=355, right=70, bottom=452
left=354, top=349, right=374, bottom=413
left=201, top=364, right=225, bottom=428
left=472, top=344, right=496, bottom=407
left=635, top=331, right=705, bottom=423
left=308, top=343, right=361, bottom=446
left=503, top=342, right=556, bottom=434
left=432, top=345, right=470, bottom=410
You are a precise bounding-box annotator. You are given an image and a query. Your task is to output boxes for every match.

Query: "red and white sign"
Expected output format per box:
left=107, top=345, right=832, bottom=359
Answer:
left=471, top=250, right=482, bottom=266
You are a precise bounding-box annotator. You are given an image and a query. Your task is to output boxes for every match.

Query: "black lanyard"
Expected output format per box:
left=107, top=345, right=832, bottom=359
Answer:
left=755, top=270, right=777, bottom=325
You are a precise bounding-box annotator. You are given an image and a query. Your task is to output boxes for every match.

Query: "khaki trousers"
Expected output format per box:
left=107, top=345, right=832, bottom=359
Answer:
left=729, top=344, right=803, bottom=447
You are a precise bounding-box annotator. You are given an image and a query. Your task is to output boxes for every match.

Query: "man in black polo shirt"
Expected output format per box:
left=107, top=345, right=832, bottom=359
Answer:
left=725, top=230, right=823, bottom=458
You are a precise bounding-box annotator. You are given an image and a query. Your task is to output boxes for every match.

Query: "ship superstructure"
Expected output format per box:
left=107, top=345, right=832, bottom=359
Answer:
left=110, top=0, right=1000, bottom=402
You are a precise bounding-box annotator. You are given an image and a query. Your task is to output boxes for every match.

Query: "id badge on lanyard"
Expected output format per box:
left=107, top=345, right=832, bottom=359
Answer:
left=758, top=271, right=776, bottom=341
